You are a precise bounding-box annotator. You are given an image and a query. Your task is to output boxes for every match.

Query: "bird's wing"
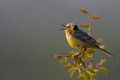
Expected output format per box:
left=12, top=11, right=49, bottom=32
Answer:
left=73, top=29, right=114, bottom=57
left=73, top=29, right=100, bottom=47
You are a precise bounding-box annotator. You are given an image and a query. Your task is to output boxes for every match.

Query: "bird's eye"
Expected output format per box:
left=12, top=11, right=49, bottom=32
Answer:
left=66, top=26, right=70, bottom=28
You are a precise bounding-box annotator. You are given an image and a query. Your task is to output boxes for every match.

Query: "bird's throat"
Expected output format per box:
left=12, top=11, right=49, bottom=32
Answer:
left=65, top=30, right=72, bottom=35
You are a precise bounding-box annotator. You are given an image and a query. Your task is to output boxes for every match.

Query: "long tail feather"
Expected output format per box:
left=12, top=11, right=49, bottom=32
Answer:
left=99, top=48, right=114, bottom=57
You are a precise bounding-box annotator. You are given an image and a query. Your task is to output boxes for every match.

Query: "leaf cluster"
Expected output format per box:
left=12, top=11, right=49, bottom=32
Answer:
left=54, top=51, right=108, bottom=80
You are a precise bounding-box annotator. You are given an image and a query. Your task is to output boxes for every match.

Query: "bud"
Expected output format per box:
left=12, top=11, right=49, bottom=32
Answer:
left=80, top=8, right=88, bottom=14
left=80, top=24, right=89, bottom=28
left=91, top=16, right=101, bottom=20
left=54, top=54, right=62, bottom=59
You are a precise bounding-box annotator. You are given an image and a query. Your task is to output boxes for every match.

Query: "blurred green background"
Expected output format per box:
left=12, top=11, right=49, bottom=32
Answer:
left=0, top=0, right=120, bottom=80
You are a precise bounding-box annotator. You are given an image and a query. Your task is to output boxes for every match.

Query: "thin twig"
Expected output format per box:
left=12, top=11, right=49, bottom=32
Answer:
left=87, top=13, right=92, bottom=36
left=87, top=12, right=93, bottom=69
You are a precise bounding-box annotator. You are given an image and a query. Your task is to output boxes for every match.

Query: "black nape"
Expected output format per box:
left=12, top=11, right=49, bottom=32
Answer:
left=73, top=25, right=78, bottom=30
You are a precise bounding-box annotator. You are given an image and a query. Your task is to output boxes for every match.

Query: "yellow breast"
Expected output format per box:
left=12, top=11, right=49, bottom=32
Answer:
left=66, top=34, right=79, bottom=48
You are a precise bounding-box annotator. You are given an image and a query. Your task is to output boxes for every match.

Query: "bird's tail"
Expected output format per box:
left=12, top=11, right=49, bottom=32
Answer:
left=99, top=48, right=114, bottom=57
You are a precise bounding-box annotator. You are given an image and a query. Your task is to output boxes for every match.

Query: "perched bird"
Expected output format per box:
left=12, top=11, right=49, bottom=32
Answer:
left=61, top=23, right=114, bottom=57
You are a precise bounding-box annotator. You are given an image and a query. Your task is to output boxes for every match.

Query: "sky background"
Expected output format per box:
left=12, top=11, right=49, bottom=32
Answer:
left=0, top=0, right=120, bottom=80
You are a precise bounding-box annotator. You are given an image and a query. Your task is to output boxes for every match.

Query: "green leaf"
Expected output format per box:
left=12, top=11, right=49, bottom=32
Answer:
left=68, top=50, right=79, bottom=56
left=71, top=55, right=79, bottom=61
left=59, top=59, right=66, bottom=63
left=71, top=55, right=76, bottom=61
left=63, top=63, right=71, bottom=69
left=59, top=58, right=67, bottom=63
left=88, top=67, right=94, bottom=73
left=80, top=8, right=88, bottom=14
left=69, top=70, right=75, bottom=78
left=99, top=59, right=106, bottom=66
left=85, top=48, right=94, bottom=57
left=78, top=71, right=91, bottom=80
left=84, top=71, right=91, bottom=80
left=92, top=73, right=97, bottom=77
left=68, top=50, right=75, bottom=55
left=98, top=67, right=108, bottom=75
left=81, top=54, right=88, bottom=61
left=68, top=67, right=79, bottom=78
left=54, top=54, right=62, bottom=59
left=77, top=73, right=84, bottom=79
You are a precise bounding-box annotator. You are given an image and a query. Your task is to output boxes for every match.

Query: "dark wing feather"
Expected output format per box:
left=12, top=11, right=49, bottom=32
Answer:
left=73, top=29, right=114, bottom=57
left=73, top=29, right=100, bottom=47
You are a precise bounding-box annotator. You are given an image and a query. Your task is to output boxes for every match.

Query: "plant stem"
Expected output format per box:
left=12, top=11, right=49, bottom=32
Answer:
left=87, top=12, right=93, bottom=69
left=88, top=13, right=92, bottom=36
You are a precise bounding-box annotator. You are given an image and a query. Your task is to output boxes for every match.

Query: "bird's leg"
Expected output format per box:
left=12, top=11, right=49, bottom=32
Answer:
left=76, top=45, right=82, bottom=57
left=77, top=45, right=86, bottom=57
left=82, top=47, right=87, bottom=54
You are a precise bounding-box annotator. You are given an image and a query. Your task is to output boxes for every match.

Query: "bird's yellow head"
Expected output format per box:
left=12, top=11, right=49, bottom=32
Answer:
left=61, top=23, right=79, bottom=35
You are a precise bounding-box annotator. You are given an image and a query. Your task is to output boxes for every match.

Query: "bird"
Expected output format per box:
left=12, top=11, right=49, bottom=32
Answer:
left=60, top=23, right=114, bottom=57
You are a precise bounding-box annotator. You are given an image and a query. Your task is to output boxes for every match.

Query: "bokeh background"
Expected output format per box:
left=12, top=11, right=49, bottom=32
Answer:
left=0, top=0, right=120, bottom=80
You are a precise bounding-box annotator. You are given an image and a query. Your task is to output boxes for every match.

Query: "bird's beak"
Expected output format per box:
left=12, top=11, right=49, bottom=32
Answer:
left=60, top=24, right=66, bottom=27
left=60, top=29, right=66, bottom=30
left=60, top=24, right=66, bottom=30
